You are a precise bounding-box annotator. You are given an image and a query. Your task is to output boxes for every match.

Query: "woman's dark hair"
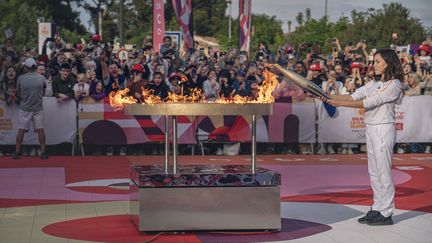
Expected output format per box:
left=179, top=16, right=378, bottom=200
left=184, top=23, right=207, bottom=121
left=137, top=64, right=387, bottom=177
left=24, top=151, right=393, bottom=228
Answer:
left=374, top=48, right=403, bottom=81
left=152, top=71, right=164, bottom=78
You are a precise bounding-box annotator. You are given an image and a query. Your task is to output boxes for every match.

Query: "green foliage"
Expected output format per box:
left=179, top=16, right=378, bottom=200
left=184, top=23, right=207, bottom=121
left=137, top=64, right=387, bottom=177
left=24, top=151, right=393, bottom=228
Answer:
left=287, top=3, right=427, bottom=52
left=0, top=0, right=87, bottom=49
left=0, top=0, right=45, bottom=49
left=250, top=14, right=284, bottom=53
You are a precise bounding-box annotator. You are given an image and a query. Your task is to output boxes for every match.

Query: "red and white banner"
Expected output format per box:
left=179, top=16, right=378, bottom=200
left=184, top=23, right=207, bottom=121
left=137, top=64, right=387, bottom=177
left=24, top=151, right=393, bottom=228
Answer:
left=317, top=96, right=432, bottom=143
left=172, top=0, right=193, bottom=50
left=197, top=99, right=316, bottom=143
left=153, top=0, right=165, bottom=51
left=239, top=0, right=252, bottom=53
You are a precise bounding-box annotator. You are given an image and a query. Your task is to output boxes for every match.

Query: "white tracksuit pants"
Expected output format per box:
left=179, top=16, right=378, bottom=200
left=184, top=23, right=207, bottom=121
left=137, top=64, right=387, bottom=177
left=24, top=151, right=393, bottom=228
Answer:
left=365, top=123, right=395, bottom=217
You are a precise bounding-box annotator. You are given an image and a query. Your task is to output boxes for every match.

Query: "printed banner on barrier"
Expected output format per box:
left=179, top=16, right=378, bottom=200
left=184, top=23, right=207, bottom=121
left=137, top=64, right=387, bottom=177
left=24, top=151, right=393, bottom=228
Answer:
left=0, top=98, right=76, bottom=145
left=197, top=98, right=316, bottom=143
left=78, top=98, right=196, bottom=145
left=317, top=96, right=432, bottom=143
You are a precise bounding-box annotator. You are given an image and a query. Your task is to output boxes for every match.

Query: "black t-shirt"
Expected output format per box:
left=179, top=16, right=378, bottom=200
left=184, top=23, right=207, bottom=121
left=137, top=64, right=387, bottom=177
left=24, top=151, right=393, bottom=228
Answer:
left=148, top=82, right=169, bottom=100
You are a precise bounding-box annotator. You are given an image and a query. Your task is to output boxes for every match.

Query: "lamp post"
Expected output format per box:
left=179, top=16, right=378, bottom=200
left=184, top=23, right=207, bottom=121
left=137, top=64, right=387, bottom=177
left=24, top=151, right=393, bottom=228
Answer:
left=227, top=0, right=232, bottom=42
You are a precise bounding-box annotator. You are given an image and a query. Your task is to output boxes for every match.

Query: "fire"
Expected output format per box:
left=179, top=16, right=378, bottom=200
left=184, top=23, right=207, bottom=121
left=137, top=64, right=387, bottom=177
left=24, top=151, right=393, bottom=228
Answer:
left=216, top=95, right=249, bottom=104
left=109, top=88, right=137, bottom=110
left=252, top=69, right=278, bottom=103
left=166, top=88, right=206, bottom=103
left=141, top=88, right=162, bottom=104
left=216, top=69, right=278, bottom=104
left=109, top=69, right=278, bottom=108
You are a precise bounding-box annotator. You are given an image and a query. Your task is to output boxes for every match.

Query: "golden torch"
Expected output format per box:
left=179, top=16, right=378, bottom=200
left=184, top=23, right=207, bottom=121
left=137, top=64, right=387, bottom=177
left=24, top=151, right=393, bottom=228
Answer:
left=268, top=63, right=330, bottom=101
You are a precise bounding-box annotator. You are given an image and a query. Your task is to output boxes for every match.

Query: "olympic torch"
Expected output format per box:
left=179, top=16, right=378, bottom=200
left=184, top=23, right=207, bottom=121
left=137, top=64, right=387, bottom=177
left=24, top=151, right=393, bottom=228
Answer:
left=268, top=63, right=330, bottom=101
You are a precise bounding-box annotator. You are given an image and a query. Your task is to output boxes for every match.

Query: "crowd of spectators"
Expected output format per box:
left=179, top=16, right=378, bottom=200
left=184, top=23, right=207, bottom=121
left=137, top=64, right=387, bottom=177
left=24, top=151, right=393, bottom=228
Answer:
left=0, top=33, right=431, bottom=156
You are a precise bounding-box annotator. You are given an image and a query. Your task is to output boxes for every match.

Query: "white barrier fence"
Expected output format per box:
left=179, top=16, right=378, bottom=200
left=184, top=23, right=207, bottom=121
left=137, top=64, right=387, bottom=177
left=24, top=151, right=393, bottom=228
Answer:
left=318, top=96, right=432, bottom=143
left=0, top=96, right=430, bottom=145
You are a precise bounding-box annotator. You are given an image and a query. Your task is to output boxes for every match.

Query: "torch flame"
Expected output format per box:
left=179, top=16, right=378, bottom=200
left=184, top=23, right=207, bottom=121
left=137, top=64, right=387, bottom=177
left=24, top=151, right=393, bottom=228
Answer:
left=109, top=69, right=278, bottom=109
left=109, top=88, right=137, bottom=111
left=252, top=69, right=278, bottom=103
left=216, top=69, right=278, bottom=104
left=166, top=88, right=206, bottom=103
left=141, top=88, right=162, bottom=104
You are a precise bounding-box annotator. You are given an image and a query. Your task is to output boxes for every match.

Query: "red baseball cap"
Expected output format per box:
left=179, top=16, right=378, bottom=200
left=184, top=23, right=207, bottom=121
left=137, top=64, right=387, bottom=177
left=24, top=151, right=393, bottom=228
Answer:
left=309, top=63, right=321, bottom=71
left=131, top=64, right=144, bottom=73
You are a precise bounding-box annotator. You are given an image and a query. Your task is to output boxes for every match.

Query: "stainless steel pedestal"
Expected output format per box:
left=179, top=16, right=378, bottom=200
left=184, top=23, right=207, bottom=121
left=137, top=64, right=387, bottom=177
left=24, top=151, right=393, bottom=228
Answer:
left=130, top=183, right=280, bottom=231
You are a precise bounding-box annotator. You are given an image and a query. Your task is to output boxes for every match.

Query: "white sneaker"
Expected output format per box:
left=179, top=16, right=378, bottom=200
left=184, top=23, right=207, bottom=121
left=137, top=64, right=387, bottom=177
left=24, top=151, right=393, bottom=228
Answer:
left=317, top=147, right=327, bottom=154
left=397, top=147, right=405, bottom=154
left=29, top=148, right=36, bottom=156
left=107, top=147, right=114, bottom=156
left=347, top=148, right=354, bottom=154
left=327, top=146, right=335, bottom=154
left=425, top=146, right=431, bottom=154
left=120, top=147, right=127, bottom=156
left=36, top=148, right=42, bottom=156
left=216, top=148, right=223, bottom=155
left=341, top=148, right=347, bottom=154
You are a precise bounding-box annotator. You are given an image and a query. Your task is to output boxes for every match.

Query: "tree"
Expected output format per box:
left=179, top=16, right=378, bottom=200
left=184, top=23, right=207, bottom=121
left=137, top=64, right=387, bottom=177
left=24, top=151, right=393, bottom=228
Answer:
left=0, top=0, right=87, bottom=49
left=287, top=3, right=427, bottom=52
left=305, top=8, right=311, bottom=22
left=296, top=12, right=304, bottom=27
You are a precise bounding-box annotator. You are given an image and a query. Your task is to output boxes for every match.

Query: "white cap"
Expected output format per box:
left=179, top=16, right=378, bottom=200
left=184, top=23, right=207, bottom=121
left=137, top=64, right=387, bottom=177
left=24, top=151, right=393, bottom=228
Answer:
left=22, top=58, right=37, bottom=68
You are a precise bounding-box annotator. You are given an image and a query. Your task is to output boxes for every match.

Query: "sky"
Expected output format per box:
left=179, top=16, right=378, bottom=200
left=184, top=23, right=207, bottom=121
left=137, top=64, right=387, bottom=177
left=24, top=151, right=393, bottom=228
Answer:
left=228, top=0, right=432, bottom=33
left=78, top=0, right=432, bottom=34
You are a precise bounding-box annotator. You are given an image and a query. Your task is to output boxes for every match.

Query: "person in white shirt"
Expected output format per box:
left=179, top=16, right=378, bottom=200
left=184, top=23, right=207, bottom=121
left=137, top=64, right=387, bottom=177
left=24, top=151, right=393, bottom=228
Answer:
left=327, top=49, right=403, bottom=226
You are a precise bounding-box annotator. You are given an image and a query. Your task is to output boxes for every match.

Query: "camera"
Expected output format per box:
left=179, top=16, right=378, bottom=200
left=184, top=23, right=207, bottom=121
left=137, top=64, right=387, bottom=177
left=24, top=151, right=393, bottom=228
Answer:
left=45, top=37, right=55, bottom=42
left=333, top=47, right=338, bottom=52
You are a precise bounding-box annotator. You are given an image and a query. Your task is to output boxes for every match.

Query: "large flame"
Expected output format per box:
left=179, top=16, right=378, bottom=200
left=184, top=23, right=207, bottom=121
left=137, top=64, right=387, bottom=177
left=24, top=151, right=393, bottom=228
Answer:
left=109, top=88, right=137, bottom=110
left=167, top=88, right=206, bottom=103
left=252, top=69, right=278, bottom=103
left=141, top=88, right=162, bottom=104
left=216, top=69, right=278, bottom=104
left=109, top=69, right=278, bottom=108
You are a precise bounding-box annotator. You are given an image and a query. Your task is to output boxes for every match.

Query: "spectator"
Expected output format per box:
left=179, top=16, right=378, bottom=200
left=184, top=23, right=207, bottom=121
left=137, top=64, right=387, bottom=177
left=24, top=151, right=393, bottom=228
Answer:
left=89, top=80, right=105, bottom=101
left=307, top=63, right=325, bottom=87
left=203, top=70, right=219, bottom=101
left=102, top=63, right=126, bottom=95
left=218, top=75, right=235, bottom=99
left=233, top=71, right=250, bottom=97
left=36, top=62, right=53, bottom=97
left=403, top=73, right=422, bottom=96
left=3, top=66, right=18, bottom=105
left=334, top=64, right=346, bottom=83
left=126, top=64, right=148, bottom=102
left=148, top=71, right=169, bottom=100
left=52, top=63, right=75, bottom=102
left=322, top=70, right=343, bottom=95
left=168, top=71, right=184, bottom=95
left=294, top=61, right=307, bottom=77
left=73, top=73, right=90, bottom=101
left=13, top=58, right=48, bottom=160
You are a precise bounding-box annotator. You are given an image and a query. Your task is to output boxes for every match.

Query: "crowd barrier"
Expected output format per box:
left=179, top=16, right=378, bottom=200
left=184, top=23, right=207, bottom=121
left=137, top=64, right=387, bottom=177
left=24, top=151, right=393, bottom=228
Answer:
left=0, top=96, right=431, bottom=146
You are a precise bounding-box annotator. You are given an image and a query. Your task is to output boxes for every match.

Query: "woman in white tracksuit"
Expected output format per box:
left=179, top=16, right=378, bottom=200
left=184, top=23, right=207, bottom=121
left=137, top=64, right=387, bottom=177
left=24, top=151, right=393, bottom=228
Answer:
left=328, top=49, right=403, bottom=226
